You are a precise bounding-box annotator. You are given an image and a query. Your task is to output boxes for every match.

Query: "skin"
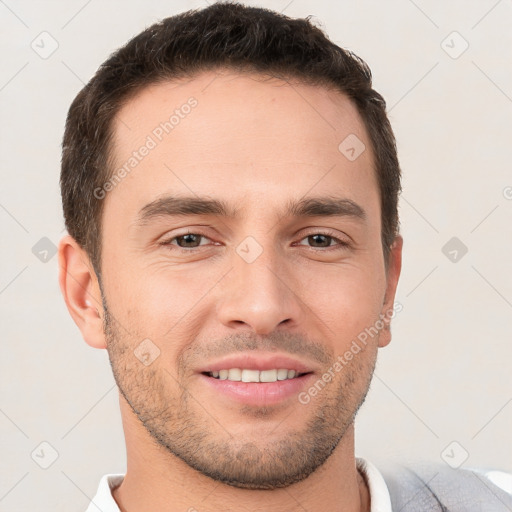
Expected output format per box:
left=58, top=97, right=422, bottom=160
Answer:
left=59, top=69, right=402, bottom=512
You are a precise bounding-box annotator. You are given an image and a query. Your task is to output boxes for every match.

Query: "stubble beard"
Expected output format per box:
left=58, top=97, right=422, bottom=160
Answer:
left=102, top=298, right=377, bottom=490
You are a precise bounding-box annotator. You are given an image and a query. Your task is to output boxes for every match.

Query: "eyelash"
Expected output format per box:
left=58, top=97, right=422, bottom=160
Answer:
left=159, top=230, right=351, bottom=253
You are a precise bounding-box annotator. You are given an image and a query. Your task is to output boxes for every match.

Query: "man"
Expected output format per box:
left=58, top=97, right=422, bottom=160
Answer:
left=58, top=2, right=511, bottom=511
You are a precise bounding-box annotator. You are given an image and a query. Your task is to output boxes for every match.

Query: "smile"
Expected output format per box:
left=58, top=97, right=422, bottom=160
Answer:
left=205, top=368, right=309, bottom=382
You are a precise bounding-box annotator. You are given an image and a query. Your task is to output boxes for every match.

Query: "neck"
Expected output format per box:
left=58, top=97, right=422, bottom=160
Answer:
left=112, top=395, right=370, bottom=512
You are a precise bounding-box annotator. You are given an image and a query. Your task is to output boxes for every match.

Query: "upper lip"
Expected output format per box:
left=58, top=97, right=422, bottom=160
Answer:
left=197, top=353, right=318, bottom=374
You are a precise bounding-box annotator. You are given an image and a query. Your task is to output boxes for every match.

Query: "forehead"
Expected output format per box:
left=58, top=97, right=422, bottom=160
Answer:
left=104, top=69, right=378, bottom=224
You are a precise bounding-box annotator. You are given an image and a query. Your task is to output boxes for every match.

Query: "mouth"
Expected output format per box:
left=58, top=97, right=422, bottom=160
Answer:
left=196, top=354, right=317, bottom=406
left=202, top=368, right=312, bottom=382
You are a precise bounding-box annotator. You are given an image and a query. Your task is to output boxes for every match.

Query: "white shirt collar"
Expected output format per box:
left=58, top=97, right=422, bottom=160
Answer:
left=85, top=473, right=124, bottom=512
left=356, top=457, right=393, bottom=512
left=85, top=457, right=392, bottom=512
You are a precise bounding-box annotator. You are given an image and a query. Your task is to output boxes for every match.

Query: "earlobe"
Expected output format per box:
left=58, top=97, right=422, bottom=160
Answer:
left=378, top=235, right=403, bottom=348
left=58, top=235, right=106, bottom=349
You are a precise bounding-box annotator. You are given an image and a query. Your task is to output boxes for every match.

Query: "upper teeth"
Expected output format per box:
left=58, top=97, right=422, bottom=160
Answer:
left=210, top=369, right=299, bottom=382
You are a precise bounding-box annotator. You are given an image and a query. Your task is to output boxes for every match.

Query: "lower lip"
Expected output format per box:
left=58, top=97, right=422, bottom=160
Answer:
left=198, top=373, right=315, bottom=406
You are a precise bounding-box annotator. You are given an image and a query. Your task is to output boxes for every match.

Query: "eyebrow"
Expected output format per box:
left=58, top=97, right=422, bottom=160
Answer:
left=135, top=195, right=366, bottom=226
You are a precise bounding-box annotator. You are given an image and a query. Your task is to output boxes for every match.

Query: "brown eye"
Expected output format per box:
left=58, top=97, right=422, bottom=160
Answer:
left=160, top=232, right=213, bottom=251
left=297, top=231, right=350, bottom=251
left=307, top=234, right=334, bottom=248
left=175, top=233, right=204, bottom=248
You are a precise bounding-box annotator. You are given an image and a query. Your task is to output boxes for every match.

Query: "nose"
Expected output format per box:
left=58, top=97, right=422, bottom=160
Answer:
left=216, top=242, right=303, bottom=336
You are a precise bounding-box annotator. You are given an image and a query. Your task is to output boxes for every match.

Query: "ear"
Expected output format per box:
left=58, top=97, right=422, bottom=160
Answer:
left=58, top=234, right=106, bottom=349
left=378, top=235, right=403, bottom=348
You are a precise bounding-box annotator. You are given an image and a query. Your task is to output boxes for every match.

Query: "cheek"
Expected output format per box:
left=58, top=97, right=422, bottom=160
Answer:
left=300, top=263, right=385, bottom=341
left=104, top=240, right=386, bottom=348
left=118, top=262, right=218, bottom=343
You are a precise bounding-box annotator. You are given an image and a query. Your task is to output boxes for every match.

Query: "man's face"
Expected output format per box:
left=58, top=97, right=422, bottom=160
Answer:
left=98, top=70, right=401, bottom=489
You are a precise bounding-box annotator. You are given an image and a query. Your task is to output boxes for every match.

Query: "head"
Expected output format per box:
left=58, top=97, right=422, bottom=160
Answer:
left=59, top=1, right=402, bottom=490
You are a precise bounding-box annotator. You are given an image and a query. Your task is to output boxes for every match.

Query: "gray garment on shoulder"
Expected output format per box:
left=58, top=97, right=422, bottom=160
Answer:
left=379, top=461, right=512, bottom=511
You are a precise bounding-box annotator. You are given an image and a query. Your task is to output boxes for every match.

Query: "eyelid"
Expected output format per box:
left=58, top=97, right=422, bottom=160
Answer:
left=295, top=229, right=352, bottom=249
left=159, top=228, right=352, bottom=251
left=159, top=230, right=216, bottom=247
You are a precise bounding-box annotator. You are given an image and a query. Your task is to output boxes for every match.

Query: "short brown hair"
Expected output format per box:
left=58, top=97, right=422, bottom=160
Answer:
left=61, top=1, right=401, bottom=278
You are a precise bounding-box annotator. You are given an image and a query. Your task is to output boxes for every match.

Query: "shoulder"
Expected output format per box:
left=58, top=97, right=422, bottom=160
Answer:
left=377, top=460, right=512, bottom=511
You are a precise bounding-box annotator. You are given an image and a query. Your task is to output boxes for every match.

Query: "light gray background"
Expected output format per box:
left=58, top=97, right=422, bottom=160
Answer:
left=1, top=1, right=511, bottom=511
